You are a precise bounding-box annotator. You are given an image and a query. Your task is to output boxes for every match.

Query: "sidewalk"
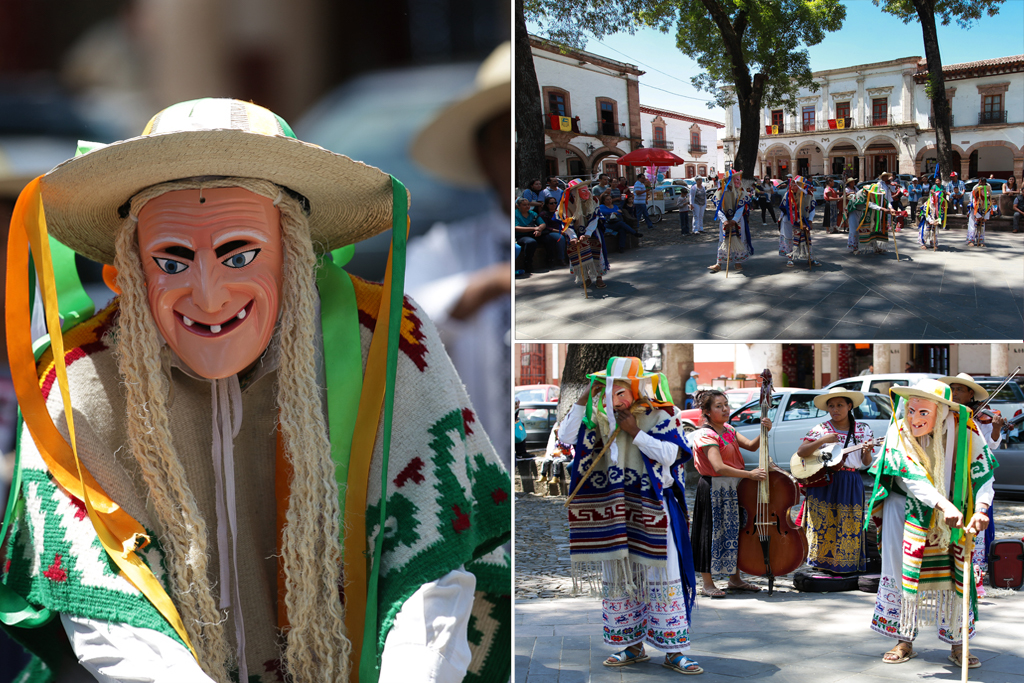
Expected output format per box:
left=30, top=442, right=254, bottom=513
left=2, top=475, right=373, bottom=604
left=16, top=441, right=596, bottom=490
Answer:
left=516, top=492, right=1024, bottom=682
left=515, top=226, right=1024, bottom=340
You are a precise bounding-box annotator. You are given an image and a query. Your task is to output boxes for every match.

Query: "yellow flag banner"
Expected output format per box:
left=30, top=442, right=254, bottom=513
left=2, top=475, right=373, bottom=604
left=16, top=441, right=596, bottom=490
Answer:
left=771, top=125, right=779, bottom=135
left=559, top=116, right=572, bottom=132
left=837, top=118, right=845, bottom=130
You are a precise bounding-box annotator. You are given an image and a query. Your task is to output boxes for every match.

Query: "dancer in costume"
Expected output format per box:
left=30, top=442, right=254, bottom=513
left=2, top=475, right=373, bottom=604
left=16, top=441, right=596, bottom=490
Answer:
left=689, top=390, right=772, bottom=597
left=561, top=358, right=703, bottom=675
left=842, top=177, right=858, bottom=234
left=855, top=175, right=894, bottom=255
left=866, top=378, right=997, bottom=668
left=795, top=388, right=876, bottom=574
left=779, top=176, right=817, bottom=267
left=967, top=177, right=993, bottom=247
left=0, top=99, right=511, bottom=683
left=707, top=171, right=753, bottom=274
left=557, top=179, right=609, bottom=290
left=917, top=181, right=947, bottom=249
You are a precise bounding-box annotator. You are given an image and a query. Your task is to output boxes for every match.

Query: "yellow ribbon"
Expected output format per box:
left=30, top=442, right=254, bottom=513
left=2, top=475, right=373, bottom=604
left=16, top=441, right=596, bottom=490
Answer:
left=7, top=177, right=196, bottom=658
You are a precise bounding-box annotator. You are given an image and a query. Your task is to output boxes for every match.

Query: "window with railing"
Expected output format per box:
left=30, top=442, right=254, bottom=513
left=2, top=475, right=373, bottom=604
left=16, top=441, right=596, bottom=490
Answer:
left=981, top=94, right=1006, bottom=124
left=771, top=109, right=785, bottom=134
left=598, top=98, right=618, bottom=136
left=548, top=90, right=568, bottom=117
left=689, top=130, right=704, bottom=154
left=802, top=106, right=815, bottom=132
left=871, top=98, right=888, bottom=126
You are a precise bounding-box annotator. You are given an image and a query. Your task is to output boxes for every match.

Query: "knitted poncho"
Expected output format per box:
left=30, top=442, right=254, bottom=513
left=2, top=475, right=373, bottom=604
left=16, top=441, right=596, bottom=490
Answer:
left=0, top=276, right=511, bottom=683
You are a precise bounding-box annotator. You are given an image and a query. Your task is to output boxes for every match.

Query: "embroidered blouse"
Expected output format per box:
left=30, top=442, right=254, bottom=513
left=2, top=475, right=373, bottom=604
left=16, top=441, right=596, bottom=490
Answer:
left=691, top=424, right=745, bottom=477
left=800, top=420, right=874, bottom=469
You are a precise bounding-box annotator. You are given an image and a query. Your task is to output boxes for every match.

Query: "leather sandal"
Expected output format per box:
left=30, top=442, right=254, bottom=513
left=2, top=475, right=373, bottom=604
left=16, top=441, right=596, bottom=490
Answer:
left=663, top=654, right=703, bottom=675
left=604, top=645, right=649, bottom=667
left=948, top=648, right=980, bottom=669
left=882, top=641, right=917, bottom=664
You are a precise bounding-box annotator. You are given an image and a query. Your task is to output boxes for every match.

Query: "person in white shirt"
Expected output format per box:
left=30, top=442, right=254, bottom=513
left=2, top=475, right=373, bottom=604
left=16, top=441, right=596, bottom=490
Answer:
left=689, top=177, right=707, bottom=233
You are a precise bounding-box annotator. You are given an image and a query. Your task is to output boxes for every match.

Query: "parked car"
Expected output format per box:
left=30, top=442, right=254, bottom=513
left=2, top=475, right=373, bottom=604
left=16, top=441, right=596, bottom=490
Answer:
left=964, top=178, right=1007, bottom=195
left=654, top=184, right=688, bottom=212
left=825, top=373, right=942, bottom=400
left=994, top=411, right=1024, bottom=498
left=517, top=401, right=558, bottom=449
left=728, top=389, right=893, bottom=472
left=515, top=384, right=560, bottom=403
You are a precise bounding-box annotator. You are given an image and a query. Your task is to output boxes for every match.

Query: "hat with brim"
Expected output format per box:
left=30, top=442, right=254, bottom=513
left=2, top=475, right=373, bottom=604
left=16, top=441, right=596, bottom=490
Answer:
left=813, top=387, right=864, bottom=411
left=891, top=378, right=960, bottom=410
left=37, top=98, right=407, bottom=265
left=410, top=42, right=510, bottom=189
left=938, top=373, right=989, bottom=400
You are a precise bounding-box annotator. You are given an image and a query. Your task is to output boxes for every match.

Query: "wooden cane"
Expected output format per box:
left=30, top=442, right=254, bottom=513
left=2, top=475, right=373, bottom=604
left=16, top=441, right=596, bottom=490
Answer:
left=564, top=426, right=621, bottom=507
left=725, top=224, right=732, bottom=278
left=962, top=531, right=974, bottom=683
left=806, top=223, right=812, bottom=270
left=891, top=213, right=901, bottom=262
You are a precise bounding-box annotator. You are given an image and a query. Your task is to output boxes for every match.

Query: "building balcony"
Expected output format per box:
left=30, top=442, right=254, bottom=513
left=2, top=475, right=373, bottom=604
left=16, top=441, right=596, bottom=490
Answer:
left=764, top=124, right=786, bottom=135
left=867, top=114, right=894, bottom=127
left=652, top=139, right=674, bottom=150
left=825, top=117, right=854, bottom=130
left=979, top=110, right=1007, bottom=125
left=927, top=115, right=954, bottom=128
left=688, top=144, right=707, bottom=154
left=801, top=121, right=816, bottom=132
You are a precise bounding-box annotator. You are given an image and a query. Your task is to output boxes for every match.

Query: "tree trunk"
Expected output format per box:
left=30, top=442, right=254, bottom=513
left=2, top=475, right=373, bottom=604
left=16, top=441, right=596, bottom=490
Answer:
left=915, top=0, right=952, bottom=183
left=515, top=0, right=545, bottom=189
left=555, top=344, right=645, bottom=420
left=734, top=96, right=762, bottom=178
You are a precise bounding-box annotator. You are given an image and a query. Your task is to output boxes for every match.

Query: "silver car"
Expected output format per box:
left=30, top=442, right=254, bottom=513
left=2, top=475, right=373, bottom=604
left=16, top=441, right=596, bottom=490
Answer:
left=994, top=412, right=1024, bottom=497
left=728, top=389, right=893, bottom=472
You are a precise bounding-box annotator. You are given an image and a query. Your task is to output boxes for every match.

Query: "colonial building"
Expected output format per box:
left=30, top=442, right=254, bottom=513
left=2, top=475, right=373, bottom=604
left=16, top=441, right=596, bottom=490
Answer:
left=638, top=105, right=724, bottom=179
left=720, top=54, right=1024, bottom=182
left=530, top=35, right=643, bottom=178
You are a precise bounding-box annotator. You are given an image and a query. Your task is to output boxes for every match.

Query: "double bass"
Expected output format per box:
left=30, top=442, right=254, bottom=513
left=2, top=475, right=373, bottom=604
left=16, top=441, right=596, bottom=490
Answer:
left=736, top=369, right=808, bottom=595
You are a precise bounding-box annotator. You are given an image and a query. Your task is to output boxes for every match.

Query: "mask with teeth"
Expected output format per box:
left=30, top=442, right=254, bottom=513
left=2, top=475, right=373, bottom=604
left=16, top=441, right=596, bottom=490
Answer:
left=137, top=187, right=284, bottom=379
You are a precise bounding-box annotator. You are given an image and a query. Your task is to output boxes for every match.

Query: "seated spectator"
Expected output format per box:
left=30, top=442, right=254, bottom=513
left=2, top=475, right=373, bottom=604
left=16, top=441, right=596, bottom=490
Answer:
left=515, top=197, right=540, bottom=227
left=592, top=174, right=612, bottom=202
left=539, top=196, right=562, bottom=230
left=521, top=178, right=544, bottom=209
left=620, top=194, right=640, bottom=232
left=597, top=193, right=642, bottom=253
left=515, top=198, right=566, bottom=270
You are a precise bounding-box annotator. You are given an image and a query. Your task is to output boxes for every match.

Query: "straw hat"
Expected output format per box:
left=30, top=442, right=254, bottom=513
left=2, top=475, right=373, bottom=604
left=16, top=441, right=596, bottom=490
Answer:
left=813, top=387, right=864, bottom=411
left=37, top=98, right=405, bottom=265
left=410, top=42, right=510, bottom=188
left=891, top=378, right=960, bottom=409
left=938, top=373, right=989, bottom=400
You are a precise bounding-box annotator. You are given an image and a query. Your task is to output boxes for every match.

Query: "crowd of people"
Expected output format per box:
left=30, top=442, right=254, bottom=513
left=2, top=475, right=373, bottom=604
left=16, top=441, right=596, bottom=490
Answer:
left=540, top=357, right=1004, bottom=676
left=516, top=170, right=1021, bottom=284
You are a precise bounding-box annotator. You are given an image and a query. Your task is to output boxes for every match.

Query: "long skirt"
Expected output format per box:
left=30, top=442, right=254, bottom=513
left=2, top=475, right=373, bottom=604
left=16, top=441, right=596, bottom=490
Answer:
left=856, top=213, right=888, bottom=252
left=603, top=487, right=691, bottom=651
left=870, top=493, right=975, bottom=644
left=918, top=218, right=939, bottom=248
left=804, top=469, right=865, bottom=574
left=967, top=210, right=989, bottom=244
left=691, top=475, right=742, bottom=575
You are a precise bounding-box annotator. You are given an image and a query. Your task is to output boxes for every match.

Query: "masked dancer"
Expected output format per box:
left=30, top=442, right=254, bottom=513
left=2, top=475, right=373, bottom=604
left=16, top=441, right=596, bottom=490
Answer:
left=779, top=176, right=817, bottom=267
left=918, top=181, right=947, bottom=250
left=560, top=358, right=703, bottom=675
left=708, top=171, right=753, bottom=274
left=967, top=177, right=993, bottom=247
left=866, top=379, right=996, bottom=668
left=557, top=179, right=609, bottom=289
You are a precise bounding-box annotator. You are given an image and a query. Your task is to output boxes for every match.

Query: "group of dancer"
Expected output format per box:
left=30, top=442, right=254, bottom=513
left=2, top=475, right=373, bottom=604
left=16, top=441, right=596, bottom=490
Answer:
left=557, top=357, right=1001, bottom=676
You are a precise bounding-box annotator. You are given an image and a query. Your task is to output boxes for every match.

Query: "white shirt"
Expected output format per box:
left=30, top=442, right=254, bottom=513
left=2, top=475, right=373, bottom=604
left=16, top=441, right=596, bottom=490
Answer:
left=633, top=181, right=648, bottom=203
left=61, top=568, right=476, bottom=683
left=405, top=207, right=511, bottom=468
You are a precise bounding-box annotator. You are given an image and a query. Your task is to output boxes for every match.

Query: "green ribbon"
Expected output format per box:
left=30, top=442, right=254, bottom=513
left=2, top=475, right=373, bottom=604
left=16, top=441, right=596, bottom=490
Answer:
left=359, top=176, right=407, bottom=683
left=949, top=404, right=970, bottom=545
left=315, top=245, right=362, bottom=540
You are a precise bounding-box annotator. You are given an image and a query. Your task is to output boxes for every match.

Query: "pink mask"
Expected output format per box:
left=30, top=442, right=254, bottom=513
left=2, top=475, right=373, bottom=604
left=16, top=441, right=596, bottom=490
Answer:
left=577, top=187, right=591, bottom=201
left=137, top=187, right=284, bottom=379
left=906, top=397, right=939, bottom=437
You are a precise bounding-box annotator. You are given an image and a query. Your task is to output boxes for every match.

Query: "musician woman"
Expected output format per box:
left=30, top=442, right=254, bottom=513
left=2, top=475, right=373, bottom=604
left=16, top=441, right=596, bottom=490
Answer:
left=795, top=388, right=876, bottom=574
left=689, top=390, right=772, bottom=597
left=560, top=358, right=704, bottom=675
left=866, top=379, right=997, bottom=668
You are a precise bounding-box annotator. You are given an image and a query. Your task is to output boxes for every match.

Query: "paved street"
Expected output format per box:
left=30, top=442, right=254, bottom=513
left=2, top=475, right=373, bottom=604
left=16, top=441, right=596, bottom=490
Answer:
left=515, top=491, right=1024, bottom=682
left=515, top=218, right=1024, bottom=340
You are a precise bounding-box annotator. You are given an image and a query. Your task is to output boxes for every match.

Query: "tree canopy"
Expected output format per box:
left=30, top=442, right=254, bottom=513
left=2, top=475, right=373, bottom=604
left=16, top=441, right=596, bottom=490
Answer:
left=524, top=0, right=845, bottom=114
left=873, top=0, right=1004, bottom=27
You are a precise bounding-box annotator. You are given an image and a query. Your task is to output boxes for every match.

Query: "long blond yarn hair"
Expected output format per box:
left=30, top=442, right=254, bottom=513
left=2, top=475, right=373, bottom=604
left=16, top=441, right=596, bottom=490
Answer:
left=113, top=177, right=350, bottom=682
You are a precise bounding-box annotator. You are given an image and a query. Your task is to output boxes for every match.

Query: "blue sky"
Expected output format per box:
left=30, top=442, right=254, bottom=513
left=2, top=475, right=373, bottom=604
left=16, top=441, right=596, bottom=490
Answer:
left=527, top=0, right=1024, bottom=122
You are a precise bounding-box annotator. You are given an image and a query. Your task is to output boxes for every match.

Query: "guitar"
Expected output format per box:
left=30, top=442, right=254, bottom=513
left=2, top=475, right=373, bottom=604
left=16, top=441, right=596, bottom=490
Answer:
left=789, top=438, right=880, bottom=482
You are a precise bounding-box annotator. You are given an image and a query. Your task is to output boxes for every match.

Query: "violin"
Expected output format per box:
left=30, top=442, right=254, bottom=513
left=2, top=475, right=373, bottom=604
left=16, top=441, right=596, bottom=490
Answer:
left=736, top=369, right=808, bottom=595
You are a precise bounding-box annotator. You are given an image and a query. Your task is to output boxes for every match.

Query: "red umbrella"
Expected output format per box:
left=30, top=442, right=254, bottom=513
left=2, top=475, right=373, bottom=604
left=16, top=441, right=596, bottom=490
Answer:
left=616, top=147, right=686, bottom=167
